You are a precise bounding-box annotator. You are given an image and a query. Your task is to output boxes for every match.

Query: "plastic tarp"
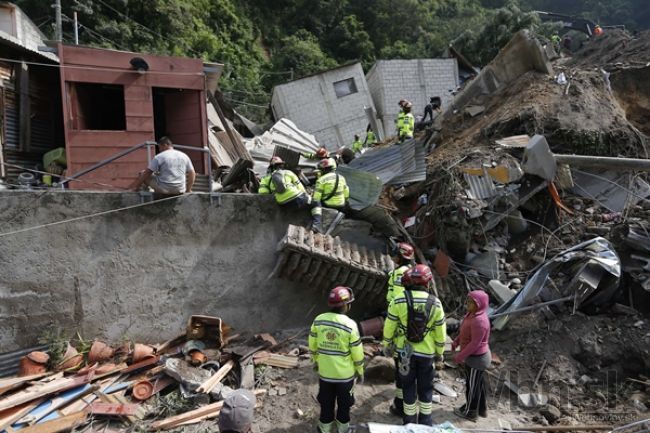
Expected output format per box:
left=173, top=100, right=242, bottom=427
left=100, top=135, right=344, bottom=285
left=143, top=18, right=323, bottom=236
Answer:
left=336, top=166, right=383, bottom=210
left=367, top=421, right=461, bottom=433
left=492, top=237, right=621, bottom=329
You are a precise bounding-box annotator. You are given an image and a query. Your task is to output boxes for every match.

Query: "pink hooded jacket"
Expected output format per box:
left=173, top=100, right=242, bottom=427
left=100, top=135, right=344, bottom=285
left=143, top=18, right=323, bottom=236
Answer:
left=452, top=290, right=490, bottom=364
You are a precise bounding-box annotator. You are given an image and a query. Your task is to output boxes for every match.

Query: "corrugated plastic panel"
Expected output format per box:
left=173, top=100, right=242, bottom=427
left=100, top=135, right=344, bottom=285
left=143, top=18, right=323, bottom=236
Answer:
left=347, top=140, right=417, bottom=184
left=387, top=141, right=426, bottom=185
left=336, top=165, right=383, bottom=210
left=464, top=171, right=497, bottom=199
left=3, top=87, right=19, bottom=149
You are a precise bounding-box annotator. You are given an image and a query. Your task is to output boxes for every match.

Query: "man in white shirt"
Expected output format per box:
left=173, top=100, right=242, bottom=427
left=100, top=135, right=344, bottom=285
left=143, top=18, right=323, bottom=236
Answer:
left=131, top=136, right=196, bottom=194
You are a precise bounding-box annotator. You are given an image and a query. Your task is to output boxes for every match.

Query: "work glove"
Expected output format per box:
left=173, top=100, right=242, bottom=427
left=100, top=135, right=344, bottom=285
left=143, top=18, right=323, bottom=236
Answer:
left=435, top=355, right=444, bottom=371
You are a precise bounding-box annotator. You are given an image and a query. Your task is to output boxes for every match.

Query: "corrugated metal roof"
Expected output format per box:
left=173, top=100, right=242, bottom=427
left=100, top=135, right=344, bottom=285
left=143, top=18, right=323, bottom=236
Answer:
left=464, top=171, right=497, bottom=199
left=348, top=140, right=417, bottom=184
left=336, top=166, right=382, bottom=210
left=0, top=30, right=58, bottom=62
left=387, top=141, right=426, bottom=185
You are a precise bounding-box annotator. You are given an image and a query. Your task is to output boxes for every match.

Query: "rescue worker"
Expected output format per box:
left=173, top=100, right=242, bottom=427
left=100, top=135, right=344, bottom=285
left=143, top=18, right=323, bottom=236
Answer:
left=311, top=158, right=349, bottom=233
left=309, top=286, right=364, bottom=433
left=351, top=135, right=363, bottom=154
left=302, top=147, right=330, bottom=161
left=363, top=125, right=377, bottom=147
left=422, top=97, right=441, bottom=123
left=395, top=101, right=415, bottom=142
left=258, top=156, right=310, bottom=209
left=386, top=242, right=415, bottom=306
left=383, top=264, right=446, bottom=426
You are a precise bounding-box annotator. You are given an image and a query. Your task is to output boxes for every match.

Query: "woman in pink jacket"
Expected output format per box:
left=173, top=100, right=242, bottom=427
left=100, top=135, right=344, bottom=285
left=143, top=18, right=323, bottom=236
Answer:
left=451, top=290, right=491, bottom=421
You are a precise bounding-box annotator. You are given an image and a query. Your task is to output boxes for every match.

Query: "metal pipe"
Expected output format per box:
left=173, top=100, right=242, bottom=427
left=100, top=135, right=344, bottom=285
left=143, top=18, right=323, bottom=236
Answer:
left=73, top=11, right=79, bottom=44
left=54, top=0, right=62, bottom=42
left=555, top=154, right=650, bottom=172
left=62, top=141, right=154, bottom=184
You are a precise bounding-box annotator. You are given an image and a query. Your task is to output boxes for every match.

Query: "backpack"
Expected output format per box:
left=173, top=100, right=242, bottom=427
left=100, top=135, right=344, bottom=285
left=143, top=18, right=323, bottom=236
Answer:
left=404, top=290, right=436, bottom=343
left=271, top=171, right=287, bottom=193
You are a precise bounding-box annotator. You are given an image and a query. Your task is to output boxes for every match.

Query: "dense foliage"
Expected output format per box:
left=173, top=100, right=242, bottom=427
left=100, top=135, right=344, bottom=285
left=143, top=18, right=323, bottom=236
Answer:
left=14, top=0, right=649, bottom=121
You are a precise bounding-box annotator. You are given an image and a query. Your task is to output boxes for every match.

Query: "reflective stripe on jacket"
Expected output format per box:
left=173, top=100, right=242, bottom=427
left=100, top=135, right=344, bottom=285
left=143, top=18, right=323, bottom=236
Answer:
left=270, top=169, right=306, bottom=204
left=383, top=290, right=446, bottom=358
left=313, top=172, right=349, bottom=208
left=386, top=265, right=410, bottom=306
left=396, top=112, right=415, bottom=139
left=309, top=312, right=364, bottom=382
left=258, top=174, right=271, bottom=194
left=351, top=140, right=363, bottom=153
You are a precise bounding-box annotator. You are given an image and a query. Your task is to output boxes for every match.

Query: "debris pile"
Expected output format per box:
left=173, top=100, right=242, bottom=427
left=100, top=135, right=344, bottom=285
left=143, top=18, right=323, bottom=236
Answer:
left=0, top=315, right=306, bottom=432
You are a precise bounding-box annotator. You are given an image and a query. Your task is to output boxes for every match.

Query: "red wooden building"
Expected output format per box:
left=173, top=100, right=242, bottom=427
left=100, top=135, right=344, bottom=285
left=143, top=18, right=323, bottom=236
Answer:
left=58, top=44, right=210, bottom=190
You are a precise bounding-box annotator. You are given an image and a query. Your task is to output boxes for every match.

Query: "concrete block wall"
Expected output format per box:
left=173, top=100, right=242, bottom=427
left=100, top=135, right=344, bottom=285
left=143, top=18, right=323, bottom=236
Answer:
left=0, top=191, right=386, bottom=350
left=271, top=63, right=376, bottom=150
left=366, top=59, right=459, bottom=137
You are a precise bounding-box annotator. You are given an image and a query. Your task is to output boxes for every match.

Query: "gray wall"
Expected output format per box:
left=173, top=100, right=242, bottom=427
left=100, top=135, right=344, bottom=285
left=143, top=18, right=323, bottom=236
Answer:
left=366, top=59, right=459, bottom=137
left=0, top=191, right=383, bottom=350
left=271, top=63, right=376, bottom=150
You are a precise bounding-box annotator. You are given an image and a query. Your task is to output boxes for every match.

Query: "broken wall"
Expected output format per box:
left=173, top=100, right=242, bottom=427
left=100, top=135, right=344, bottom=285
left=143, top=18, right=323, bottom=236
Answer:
left=0, top=192, right=382, bottom=350
left=270, top=63, right=375, bottom=150
left=366, top=59, right=459, bottom=137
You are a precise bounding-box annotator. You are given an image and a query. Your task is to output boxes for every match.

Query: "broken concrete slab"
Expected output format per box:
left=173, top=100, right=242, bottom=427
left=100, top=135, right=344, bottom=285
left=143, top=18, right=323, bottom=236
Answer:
left=488, top=280, right=516, bottom=304
left=522, top=135, right=557, bottom=182
left=163, top=358, right=211, bottom=393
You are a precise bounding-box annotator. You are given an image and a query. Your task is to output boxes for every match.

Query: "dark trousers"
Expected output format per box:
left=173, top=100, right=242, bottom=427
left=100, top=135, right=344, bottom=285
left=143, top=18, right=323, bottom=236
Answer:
left=283, top=192, right=311, bottom=210
left=318, top=379, right=355, bottom=425
left=399, top=355, right=434, bottom=425
left=393, top=357, right=403, bottom=411
left=462, top=366, right=487, bottom=415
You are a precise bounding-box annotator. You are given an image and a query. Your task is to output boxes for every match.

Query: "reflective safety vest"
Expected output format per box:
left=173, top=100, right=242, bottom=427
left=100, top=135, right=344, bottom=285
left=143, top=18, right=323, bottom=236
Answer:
left=269, top=169, right=306, bottom=204
left=351, top=139, right=363, bottom=154
left=365, top=131, right=377, bottom=146
left=313, top=172, right=349, bottom=208
left=258, top=174, right=271, bottom=194
left=396, top=111, right=415, bottom=139
left=309, top=312, right=364, bottom=382
left=386, top=265, right=410, bottom=306
left=383, top=289, right=446, bottom=358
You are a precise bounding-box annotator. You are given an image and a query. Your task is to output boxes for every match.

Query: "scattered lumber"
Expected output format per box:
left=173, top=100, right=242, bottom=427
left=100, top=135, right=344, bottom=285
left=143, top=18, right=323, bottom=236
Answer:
left=149, top=389, right=266, bottom=431
left=0, top=374, right=91, bottom=412
left=253, top=352, right=299, bottom=369
left=15, top=411, right=87, bottom=433
left=0, top=399, right=44, bottom=432
left=513, top=425, right=613, bottom=432
left=89, top=402, right=140, bottom=416
left=0, top=373, right=50, bottom=396
left=196, top=360, right=235, bottom=393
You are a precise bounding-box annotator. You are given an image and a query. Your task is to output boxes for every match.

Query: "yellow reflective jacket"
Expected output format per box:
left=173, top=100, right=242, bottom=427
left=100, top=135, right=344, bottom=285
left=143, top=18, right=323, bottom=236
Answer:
left=396, top=112, right=415, bottom=139
left=309, top=312, right=364, bottom=382
left=365, top=131, right=377, bottom=146
left=383, top=290, right=446, bottom=358
left=386, top=265, right=410, bottom=306
left=351, top=139, right=363, bottom=153
left=258, top=174, right=271, bottom=194
left=269, top=169, right=306, bottom=204
left=313, top=172, right=349, bottom=208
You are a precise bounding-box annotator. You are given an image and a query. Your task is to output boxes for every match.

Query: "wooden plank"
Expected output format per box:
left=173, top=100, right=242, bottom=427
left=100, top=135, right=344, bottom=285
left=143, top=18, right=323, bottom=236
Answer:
left=61, top=69, right=205, bottom=90
left=0, top=375, right=92, bottom=412
left=0, top=399, right=44, bottom=432
left=125, top=100, right=153, bottom=117
left=88, top=402, right=139, bottom=417
left=0, top=374, right=50, bottom=396
left=149, top=389, right=266, bottom=431
left=15, top=411, right=87, bottom=433
left=126, top=116, right=155, bottom=133
left=196, top=360, right=234, bottom=394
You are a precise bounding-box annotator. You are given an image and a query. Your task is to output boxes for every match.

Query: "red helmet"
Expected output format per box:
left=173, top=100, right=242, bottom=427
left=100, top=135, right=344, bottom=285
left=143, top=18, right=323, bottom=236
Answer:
left=316, top=147, right=328, bottom=158
left=328, top=286, right=355, bottom=307
left=401, top=268, right=412, bottom=287
left=270, top=156, right=284, bottom=166
left=409, top=264, right=433, bottom=287
left=317, top=158, right=337, bottom=170
left=397, top=242, right=415, bottom=260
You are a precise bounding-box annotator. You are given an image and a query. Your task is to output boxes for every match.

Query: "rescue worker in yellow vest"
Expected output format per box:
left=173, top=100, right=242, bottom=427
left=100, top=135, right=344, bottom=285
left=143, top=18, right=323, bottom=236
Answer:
left=311, top=158, right=349, bottom=233
left=383, top=264, right=446, bottom=426
left=395, top=100, right=415, bottom=142
left=364, top=125, right=377, bottom=147
left=351, top=135, right=363, bottom=155
left=385, top=242, right=415, bottom=417
left=309, top=286, right=364, bottom=433
left=258, top=156, right=310, bottom=209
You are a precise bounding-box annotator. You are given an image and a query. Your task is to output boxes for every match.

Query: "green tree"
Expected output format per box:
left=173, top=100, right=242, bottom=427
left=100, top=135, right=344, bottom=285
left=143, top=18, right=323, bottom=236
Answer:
left=324, top=15, right=375, bottom=66
left=269, top=30, right=338, bottom=83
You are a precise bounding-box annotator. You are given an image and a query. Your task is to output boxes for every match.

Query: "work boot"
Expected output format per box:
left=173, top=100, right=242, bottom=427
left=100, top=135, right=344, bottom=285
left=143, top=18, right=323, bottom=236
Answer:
left=389, top=404, right=404, bottom=417
left=454, top=406, right=478, bottom=422
left=311, top=216, right=323, bottom=233
left=479, top=408, right=488, bottom=418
